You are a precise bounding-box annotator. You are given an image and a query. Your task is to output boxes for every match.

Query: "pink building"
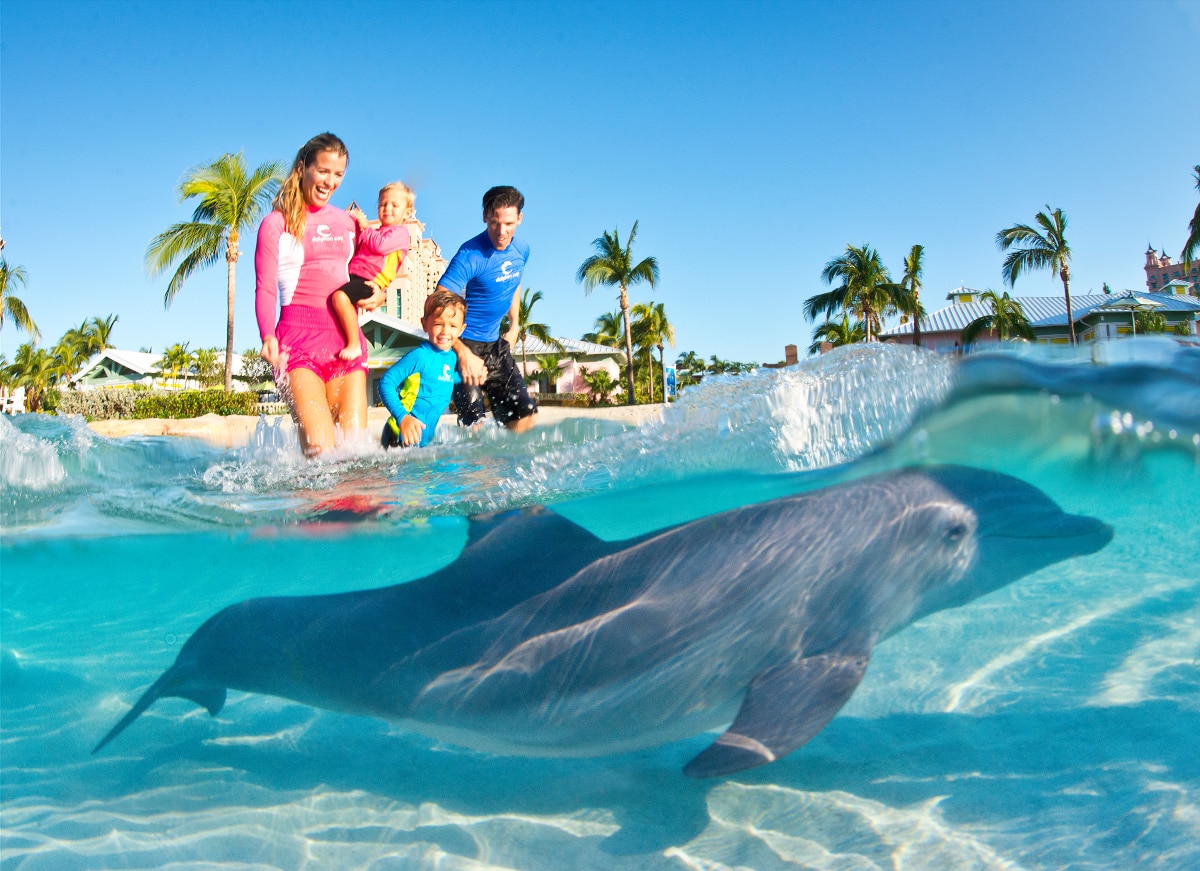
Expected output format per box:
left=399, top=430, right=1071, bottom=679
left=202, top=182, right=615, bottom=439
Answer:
left=1145, top=246, right=1200, bottom=294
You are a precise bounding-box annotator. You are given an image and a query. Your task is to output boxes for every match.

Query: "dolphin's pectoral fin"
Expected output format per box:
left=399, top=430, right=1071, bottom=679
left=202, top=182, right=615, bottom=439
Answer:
left=683, top=652, right=869, bottom=778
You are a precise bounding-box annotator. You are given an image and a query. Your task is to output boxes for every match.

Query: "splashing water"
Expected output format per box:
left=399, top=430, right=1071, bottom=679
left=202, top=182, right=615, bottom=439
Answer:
left=2, top=339, right=1198, bottom=869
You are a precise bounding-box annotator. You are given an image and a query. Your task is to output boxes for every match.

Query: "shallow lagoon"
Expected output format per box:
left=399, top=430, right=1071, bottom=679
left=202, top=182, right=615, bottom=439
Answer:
left=2, top=341, right=1198, bottom=869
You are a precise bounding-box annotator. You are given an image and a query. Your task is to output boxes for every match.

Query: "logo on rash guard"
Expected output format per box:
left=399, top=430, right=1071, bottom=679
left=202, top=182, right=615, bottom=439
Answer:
left=313, top=225, right=345, bottom=244
left=496, top=260, right=520, bottom=283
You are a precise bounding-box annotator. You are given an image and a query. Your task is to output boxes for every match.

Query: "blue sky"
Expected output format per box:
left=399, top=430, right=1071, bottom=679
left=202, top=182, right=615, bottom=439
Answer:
left=2, top=0, right=1198, bottom=365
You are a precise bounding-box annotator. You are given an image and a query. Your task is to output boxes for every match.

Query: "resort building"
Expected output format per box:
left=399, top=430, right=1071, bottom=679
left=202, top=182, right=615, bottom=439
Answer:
left=508, top=336, right=626, bottom=397
left=377, top=212, right=448, bottom=325
left=73, top=349, right=253, bottom=391
left=1144, top=246, right=1200, bottom=294
left=882, top=284, right=1200, bottom=350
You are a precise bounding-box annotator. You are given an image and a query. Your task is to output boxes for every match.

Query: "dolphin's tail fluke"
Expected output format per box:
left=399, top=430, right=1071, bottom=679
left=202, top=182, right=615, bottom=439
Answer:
left=92, top=665, right=227, bottom=753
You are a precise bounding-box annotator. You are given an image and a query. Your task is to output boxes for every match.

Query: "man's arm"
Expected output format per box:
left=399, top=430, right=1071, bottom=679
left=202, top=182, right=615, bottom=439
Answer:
left=445, top=283, right=488, bottom=386
left=503, top=285, right=521, bottom=346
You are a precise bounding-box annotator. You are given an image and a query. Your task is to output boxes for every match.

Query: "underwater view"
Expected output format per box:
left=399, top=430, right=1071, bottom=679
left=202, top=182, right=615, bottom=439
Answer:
left=2, top=340, right=1198, bottom=870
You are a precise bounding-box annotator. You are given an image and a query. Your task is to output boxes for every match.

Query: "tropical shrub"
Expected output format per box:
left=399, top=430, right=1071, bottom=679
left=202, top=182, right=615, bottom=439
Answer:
left=56, top=388, right=257, bottom=420
left=57, top=388, right=141, bottom=420
left=133, top=389, right=258, bottom=419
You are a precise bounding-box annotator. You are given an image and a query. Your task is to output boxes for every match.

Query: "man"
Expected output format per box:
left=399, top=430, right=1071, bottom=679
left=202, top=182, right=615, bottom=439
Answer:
left=436, top=185, right=538, bottom=432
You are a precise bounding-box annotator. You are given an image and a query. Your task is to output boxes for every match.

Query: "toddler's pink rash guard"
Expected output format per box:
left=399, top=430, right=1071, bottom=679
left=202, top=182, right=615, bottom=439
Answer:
left=255, top=205, right=357, bottom=341
left=348, top=224, right=410, bottom=286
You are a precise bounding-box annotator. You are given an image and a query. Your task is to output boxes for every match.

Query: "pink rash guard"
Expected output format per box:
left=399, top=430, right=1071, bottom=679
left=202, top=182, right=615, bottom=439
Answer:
left=254, top=205, right=357, bottom=342
left=348, top=224, right=410, bottom=288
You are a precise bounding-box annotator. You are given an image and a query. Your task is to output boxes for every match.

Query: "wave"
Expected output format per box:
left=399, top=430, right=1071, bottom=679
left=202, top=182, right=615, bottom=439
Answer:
left=3, top=339, right=1197, bottom=538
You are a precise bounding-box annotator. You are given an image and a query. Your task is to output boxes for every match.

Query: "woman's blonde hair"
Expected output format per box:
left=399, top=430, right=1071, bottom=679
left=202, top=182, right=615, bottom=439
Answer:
left=273, top=132, right=349, bottom=239
left=379, top=181, right=415, bottom=220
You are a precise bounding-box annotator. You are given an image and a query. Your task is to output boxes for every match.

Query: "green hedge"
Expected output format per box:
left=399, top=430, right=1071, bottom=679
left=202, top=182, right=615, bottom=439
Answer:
left=133, top=390, right=258, bottom=419
left=534, top=392, right=591, bottom=408
left=57, top=388, right=258, bottom=421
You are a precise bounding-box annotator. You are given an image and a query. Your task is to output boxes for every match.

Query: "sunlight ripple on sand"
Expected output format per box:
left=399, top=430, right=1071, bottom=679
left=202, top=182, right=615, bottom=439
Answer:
left=666, top=782, right=1024, bottom=871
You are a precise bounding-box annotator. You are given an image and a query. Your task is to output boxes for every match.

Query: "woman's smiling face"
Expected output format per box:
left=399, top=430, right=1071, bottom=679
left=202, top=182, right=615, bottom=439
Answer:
left=301, top=150, right=347, bottom=209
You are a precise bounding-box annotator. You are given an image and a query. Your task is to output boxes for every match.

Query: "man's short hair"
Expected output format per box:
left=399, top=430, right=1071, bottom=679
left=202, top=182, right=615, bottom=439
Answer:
left=482, top=185, right=524, bottom=217
left=423, top=289, right=466, bottom=320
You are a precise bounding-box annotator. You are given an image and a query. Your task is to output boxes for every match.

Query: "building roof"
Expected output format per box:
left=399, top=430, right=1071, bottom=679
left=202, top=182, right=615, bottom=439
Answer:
left=883, top=290, right=1200, bottom=336
left=361, top=309, right=427, bottom=338
left=74, top=349, right=251, bottom=381
left=514, top=336, right=625, bottom=357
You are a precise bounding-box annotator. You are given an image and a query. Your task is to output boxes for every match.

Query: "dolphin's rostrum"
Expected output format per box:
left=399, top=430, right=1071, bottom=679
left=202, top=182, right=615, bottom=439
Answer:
left=95, top=465, right=1111, bottom=777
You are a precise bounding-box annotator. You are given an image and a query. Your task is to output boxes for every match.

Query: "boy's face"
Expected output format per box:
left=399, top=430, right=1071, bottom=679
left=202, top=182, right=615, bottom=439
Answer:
left=484, top=206, right=522, bottom=251
left=423, top=305, right=465, bottom=352
left=378, top=190, right=408, bottom=226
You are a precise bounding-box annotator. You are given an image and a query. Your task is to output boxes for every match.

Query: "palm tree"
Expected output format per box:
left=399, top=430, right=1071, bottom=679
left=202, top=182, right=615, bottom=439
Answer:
left=193, top=347, right=222, bottom=387
left=89, top=314, right=119, bottom=351
left=675, top=350, right=705, bottom=387
left=52, top=328, right=92, bottom=384
left=9, top=342, right=58, bottom=412
left=580, top=366, right=619, bottom=405
left=808, top=315, right=866, bottom=354
left=806, top=244, right=899, bottom=342
left=996, top=206, right=1076, bottom=344
left=707, top=355, right=732, bottom=375
left=960, top=289, right=1036, bottom=346
left=576, top=222, right=660, bottom=404
left=631, top=301, right=675, bottom=403
left=582, top=310, right=623, bottom=348
left=158, top=342, right=192, bottom=386
left=146, top=152, right=283, bottom=391
left=530, top=353, right=564, bottom=394
left=899, top=244, right=926, bottom=348
left=1183, top=165, right=1200, bottom=268
left=506, top=287, right=563, bottom=379
left=1, top=259, right=39, bottom=342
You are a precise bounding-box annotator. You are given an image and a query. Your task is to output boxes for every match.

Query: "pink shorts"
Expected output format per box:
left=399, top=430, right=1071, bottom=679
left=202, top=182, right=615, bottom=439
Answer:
left=276, top=303, right=367, bottom=383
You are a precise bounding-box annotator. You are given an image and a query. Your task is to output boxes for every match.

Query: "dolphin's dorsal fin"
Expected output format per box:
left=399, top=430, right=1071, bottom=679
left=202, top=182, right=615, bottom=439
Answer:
left=683, top=651, right=870, bottom=778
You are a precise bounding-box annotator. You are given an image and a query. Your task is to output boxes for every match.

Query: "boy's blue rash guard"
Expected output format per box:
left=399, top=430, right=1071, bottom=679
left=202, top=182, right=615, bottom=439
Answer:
left=377, top=343, right=461, bottom=447
left=437, top=232, right=530, bottom=342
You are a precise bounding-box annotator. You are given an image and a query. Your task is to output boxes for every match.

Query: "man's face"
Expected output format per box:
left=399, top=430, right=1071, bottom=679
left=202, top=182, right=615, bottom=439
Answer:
left=484, top=206, right=522, bottom=251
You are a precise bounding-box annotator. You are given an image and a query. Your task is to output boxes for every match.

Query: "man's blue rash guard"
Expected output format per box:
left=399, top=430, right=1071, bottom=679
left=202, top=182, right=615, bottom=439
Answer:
left=437, top=231, right=530, bottom=342
left=378, top=343, right=461, bottom=447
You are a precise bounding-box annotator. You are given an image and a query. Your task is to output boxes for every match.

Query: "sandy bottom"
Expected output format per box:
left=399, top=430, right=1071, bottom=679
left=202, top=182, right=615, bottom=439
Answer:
left=87, top=404, right=664, bottom=448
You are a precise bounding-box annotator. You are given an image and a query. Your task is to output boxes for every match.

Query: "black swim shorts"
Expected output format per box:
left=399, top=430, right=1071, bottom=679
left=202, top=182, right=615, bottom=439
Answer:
left=452, top=338, right=538, bottom=427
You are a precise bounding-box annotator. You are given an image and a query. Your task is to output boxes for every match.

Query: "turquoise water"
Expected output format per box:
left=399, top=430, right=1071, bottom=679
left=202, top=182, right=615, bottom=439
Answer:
left=2, top=341, right=1198, bottom=870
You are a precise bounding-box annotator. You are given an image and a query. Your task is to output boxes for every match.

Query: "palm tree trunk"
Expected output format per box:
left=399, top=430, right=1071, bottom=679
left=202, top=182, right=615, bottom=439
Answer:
left=619, top=285, right=635, bottom=404
left=225, top=236, right=238, bottom=392
left=912, top=291, right=922, bottom=348
left=658, top=344, right=667, bottom=404
left=1060, top=266, right=1076, bottom=345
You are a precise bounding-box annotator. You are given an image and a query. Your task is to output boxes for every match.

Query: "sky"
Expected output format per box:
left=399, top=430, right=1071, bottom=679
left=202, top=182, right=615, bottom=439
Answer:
left=2, top=0, right=1198, bottom=366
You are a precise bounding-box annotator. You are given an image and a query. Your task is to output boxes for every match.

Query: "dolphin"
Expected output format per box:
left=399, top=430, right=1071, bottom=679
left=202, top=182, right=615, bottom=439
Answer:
left=94, top=465, right=1111, bottom=777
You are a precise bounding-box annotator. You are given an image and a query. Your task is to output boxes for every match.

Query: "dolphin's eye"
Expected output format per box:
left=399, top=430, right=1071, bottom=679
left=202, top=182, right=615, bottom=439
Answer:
left=945, top=522, right=968, bottom=543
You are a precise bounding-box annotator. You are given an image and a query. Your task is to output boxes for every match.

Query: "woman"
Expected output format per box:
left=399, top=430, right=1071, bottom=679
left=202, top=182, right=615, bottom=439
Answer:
left=254, top=133, right=384, bottom=456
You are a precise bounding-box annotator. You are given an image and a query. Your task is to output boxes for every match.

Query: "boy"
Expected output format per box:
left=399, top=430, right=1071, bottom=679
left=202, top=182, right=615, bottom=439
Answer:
left=435, top=185, right=538, bottom=432
left=378, top=290, right=467, bottom=448
left=333, top=182, right=414, bottom=360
